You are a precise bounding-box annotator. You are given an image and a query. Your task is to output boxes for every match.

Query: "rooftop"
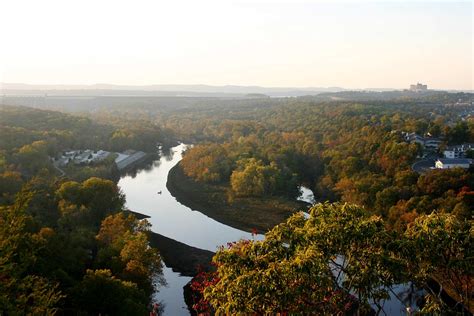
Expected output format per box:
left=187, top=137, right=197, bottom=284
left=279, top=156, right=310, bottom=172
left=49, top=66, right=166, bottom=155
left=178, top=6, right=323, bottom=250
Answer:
left=445, top=143, right=474, bottom=151
left=437, top=158, right=472, bottom=164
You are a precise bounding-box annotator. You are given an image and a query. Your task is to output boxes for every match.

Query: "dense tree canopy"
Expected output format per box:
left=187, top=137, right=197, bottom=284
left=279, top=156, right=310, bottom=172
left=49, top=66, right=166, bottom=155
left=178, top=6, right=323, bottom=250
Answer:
left=193, top=203, right=473, bottom=314
left=1, top=94, right=473, bottom=313
left=0, top=202, right=63, bottom=314
left=0, top=177, right=162, bottom=314
left=0, top=105, right=168, bottom=313
left=177, top=100, right=473, bottom=228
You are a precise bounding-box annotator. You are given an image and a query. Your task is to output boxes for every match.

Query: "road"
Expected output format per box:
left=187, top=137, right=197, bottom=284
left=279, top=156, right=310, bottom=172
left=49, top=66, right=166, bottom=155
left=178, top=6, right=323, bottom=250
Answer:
left=52, top=162, right=66, bottom=177
left=412, top=159, right=435, bottom=174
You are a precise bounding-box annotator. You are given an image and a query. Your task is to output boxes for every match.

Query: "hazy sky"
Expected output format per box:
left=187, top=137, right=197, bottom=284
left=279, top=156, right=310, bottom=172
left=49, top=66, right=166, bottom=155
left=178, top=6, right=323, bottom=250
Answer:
left=1, top=0, right=472, bottom=90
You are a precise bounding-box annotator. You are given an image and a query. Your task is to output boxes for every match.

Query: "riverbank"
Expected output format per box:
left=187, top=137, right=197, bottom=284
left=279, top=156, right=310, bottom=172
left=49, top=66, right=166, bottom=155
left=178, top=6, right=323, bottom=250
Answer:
left=125, top=210, right=214, bottom=276
left=148, top=233, right=214, bottom=277
left=128, top=209, right=214, bottom=315
left=167, top=162, right=309, bottom=233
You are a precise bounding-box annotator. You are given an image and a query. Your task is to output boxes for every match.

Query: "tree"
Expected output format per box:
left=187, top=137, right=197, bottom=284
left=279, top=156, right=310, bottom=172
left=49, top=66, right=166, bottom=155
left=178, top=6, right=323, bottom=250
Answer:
left=403, top=213, right=473, bottom=313
left=72, top=269, right=148, bottom=315
left=230, top=158, right=281, bottom=197
left=0, top=170, right=23, bottom=204
left=15, top=140, right=51, bottom=174
left=81, top=177, right=125, bottom=219
left=56, top=177, right=125, bottom=225
left=417, top=168, right=472, bottom=197
left=446, top=121, right=470, bottom=144
left=199, top=203, right=405, bottom=314
left=96, top=213, right=164, bottom=295
left=196, top=203, right=473, bottom=315
left=0, top=201, right=63, bottom=314
left=181, top=144, right=232, bottom=183
left=19, top=175, right=60, bottom=227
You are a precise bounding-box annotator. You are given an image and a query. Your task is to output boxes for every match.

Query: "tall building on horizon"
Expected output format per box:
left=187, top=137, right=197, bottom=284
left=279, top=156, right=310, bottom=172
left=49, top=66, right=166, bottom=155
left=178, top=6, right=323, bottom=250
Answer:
left=410, top=82, right=428, bottom=92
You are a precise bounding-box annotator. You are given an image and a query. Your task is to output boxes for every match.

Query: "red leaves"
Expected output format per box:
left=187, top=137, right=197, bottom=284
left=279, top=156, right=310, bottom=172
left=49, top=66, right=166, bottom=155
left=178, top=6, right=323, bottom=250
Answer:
left=321, top=289, right=358, bottom=313
left=190, top=268, right=219, bottom=314
left=149, top=303, right=160, bottom=316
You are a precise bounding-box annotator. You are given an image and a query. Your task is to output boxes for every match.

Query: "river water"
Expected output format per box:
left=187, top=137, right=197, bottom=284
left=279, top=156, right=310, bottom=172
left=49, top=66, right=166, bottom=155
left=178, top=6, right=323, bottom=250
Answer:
left=118, top=144, right=267, bottom=315
left=118, top=144, right=416, bottom=315
left=119, top=144, right=260, bottom=252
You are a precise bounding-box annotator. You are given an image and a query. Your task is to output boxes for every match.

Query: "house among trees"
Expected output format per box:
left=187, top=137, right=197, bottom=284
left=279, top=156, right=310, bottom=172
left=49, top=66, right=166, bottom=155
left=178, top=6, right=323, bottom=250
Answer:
left=435, top=158, right=472, bottom=169
left=57, top=149, right=111, bottom=166
left=403, top=132, right=442, bottom=150
left=444, top=143, right=474, bottom=158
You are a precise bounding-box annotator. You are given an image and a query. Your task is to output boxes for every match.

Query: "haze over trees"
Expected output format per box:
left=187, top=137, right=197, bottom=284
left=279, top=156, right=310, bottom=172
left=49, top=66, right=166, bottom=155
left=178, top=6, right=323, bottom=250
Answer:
left=0, top=92, right=473, bottom=314
left=1, top=0, right=472, bottom=313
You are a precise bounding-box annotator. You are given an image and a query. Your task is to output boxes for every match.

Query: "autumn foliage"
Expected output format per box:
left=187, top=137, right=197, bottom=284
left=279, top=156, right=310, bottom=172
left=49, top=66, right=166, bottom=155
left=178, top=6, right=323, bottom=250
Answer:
left=192, top=203, right=472, bottom=314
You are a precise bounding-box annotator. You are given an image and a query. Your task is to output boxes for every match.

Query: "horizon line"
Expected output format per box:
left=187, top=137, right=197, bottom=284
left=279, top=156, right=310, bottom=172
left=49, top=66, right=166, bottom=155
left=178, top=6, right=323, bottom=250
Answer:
left=2, top=82, right=472, bottom=92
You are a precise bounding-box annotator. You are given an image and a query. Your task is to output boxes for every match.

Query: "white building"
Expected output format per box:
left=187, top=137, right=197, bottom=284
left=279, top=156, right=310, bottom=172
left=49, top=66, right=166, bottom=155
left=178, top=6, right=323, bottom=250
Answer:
left=59, top=149, right=111, bottom=165
left=115, top=150, right=147, bottom=170
left=435, top=158, right=472, bottom=169
left=444, top=144, right=474, bottom=159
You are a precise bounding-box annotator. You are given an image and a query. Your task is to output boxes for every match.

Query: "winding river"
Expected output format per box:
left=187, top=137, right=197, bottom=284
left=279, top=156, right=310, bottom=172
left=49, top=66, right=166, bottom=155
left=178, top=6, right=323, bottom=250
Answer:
left=118, top=144, right=416, bottom=315
left=119, top=144, right=262, bottom=252
left=118, top=144, right=268, bottom=315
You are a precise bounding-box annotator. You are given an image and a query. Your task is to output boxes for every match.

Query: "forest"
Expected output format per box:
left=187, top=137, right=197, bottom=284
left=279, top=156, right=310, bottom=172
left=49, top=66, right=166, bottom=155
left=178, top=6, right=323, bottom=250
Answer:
left=168, top=96, right=473, bottom=314
left=0, top=105, right=168, bottom=314
left=0, top=92, right=473, bottom=314
left=176, top=100, right=474, bottom=228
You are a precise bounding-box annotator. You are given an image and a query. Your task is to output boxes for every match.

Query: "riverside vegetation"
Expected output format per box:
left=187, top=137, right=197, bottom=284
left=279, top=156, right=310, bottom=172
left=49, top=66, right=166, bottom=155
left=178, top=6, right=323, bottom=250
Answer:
left=166, top=94, right=473, bottom=314
left=0, top=105, right=168, bottom=314
left=0, top=91, right=473, bottom=314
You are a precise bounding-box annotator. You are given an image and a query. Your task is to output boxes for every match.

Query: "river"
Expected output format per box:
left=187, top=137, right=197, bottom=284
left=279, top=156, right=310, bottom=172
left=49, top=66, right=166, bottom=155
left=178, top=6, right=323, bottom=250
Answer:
left=119, top=144, right=268, bottom=315
left=118, top=144, right=261, bottom=252
left=118, top=144, right=417, bottom=315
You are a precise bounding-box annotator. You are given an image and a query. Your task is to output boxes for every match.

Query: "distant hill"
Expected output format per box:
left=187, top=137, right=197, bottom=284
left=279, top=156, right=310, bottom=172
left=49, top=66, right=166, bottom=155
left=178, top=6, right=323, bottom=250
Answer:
left=3, top=83, right=470, bottom=99
left=300, top=90, right=473, bottom=104
left=1, top=83, right=347, bottom=97
left=245, top=93, right=270, bottom=98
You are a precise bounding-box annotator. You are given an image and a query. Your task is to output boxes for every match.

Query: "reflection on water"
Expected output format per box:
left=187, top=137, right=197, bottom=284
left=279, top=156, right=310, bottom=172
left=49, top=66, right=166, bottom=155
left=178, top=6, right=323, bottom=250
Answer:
left=118, top=144, right=261, bottom=316
left=119, top=143, right=260, bottom=252
left=375, top=283, right=424, bottom=315
left=331, top=256, right=423, bottom=315
left=298, top=186, right=316, bottom=204
left=153, top=267, right=192, bottom=316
